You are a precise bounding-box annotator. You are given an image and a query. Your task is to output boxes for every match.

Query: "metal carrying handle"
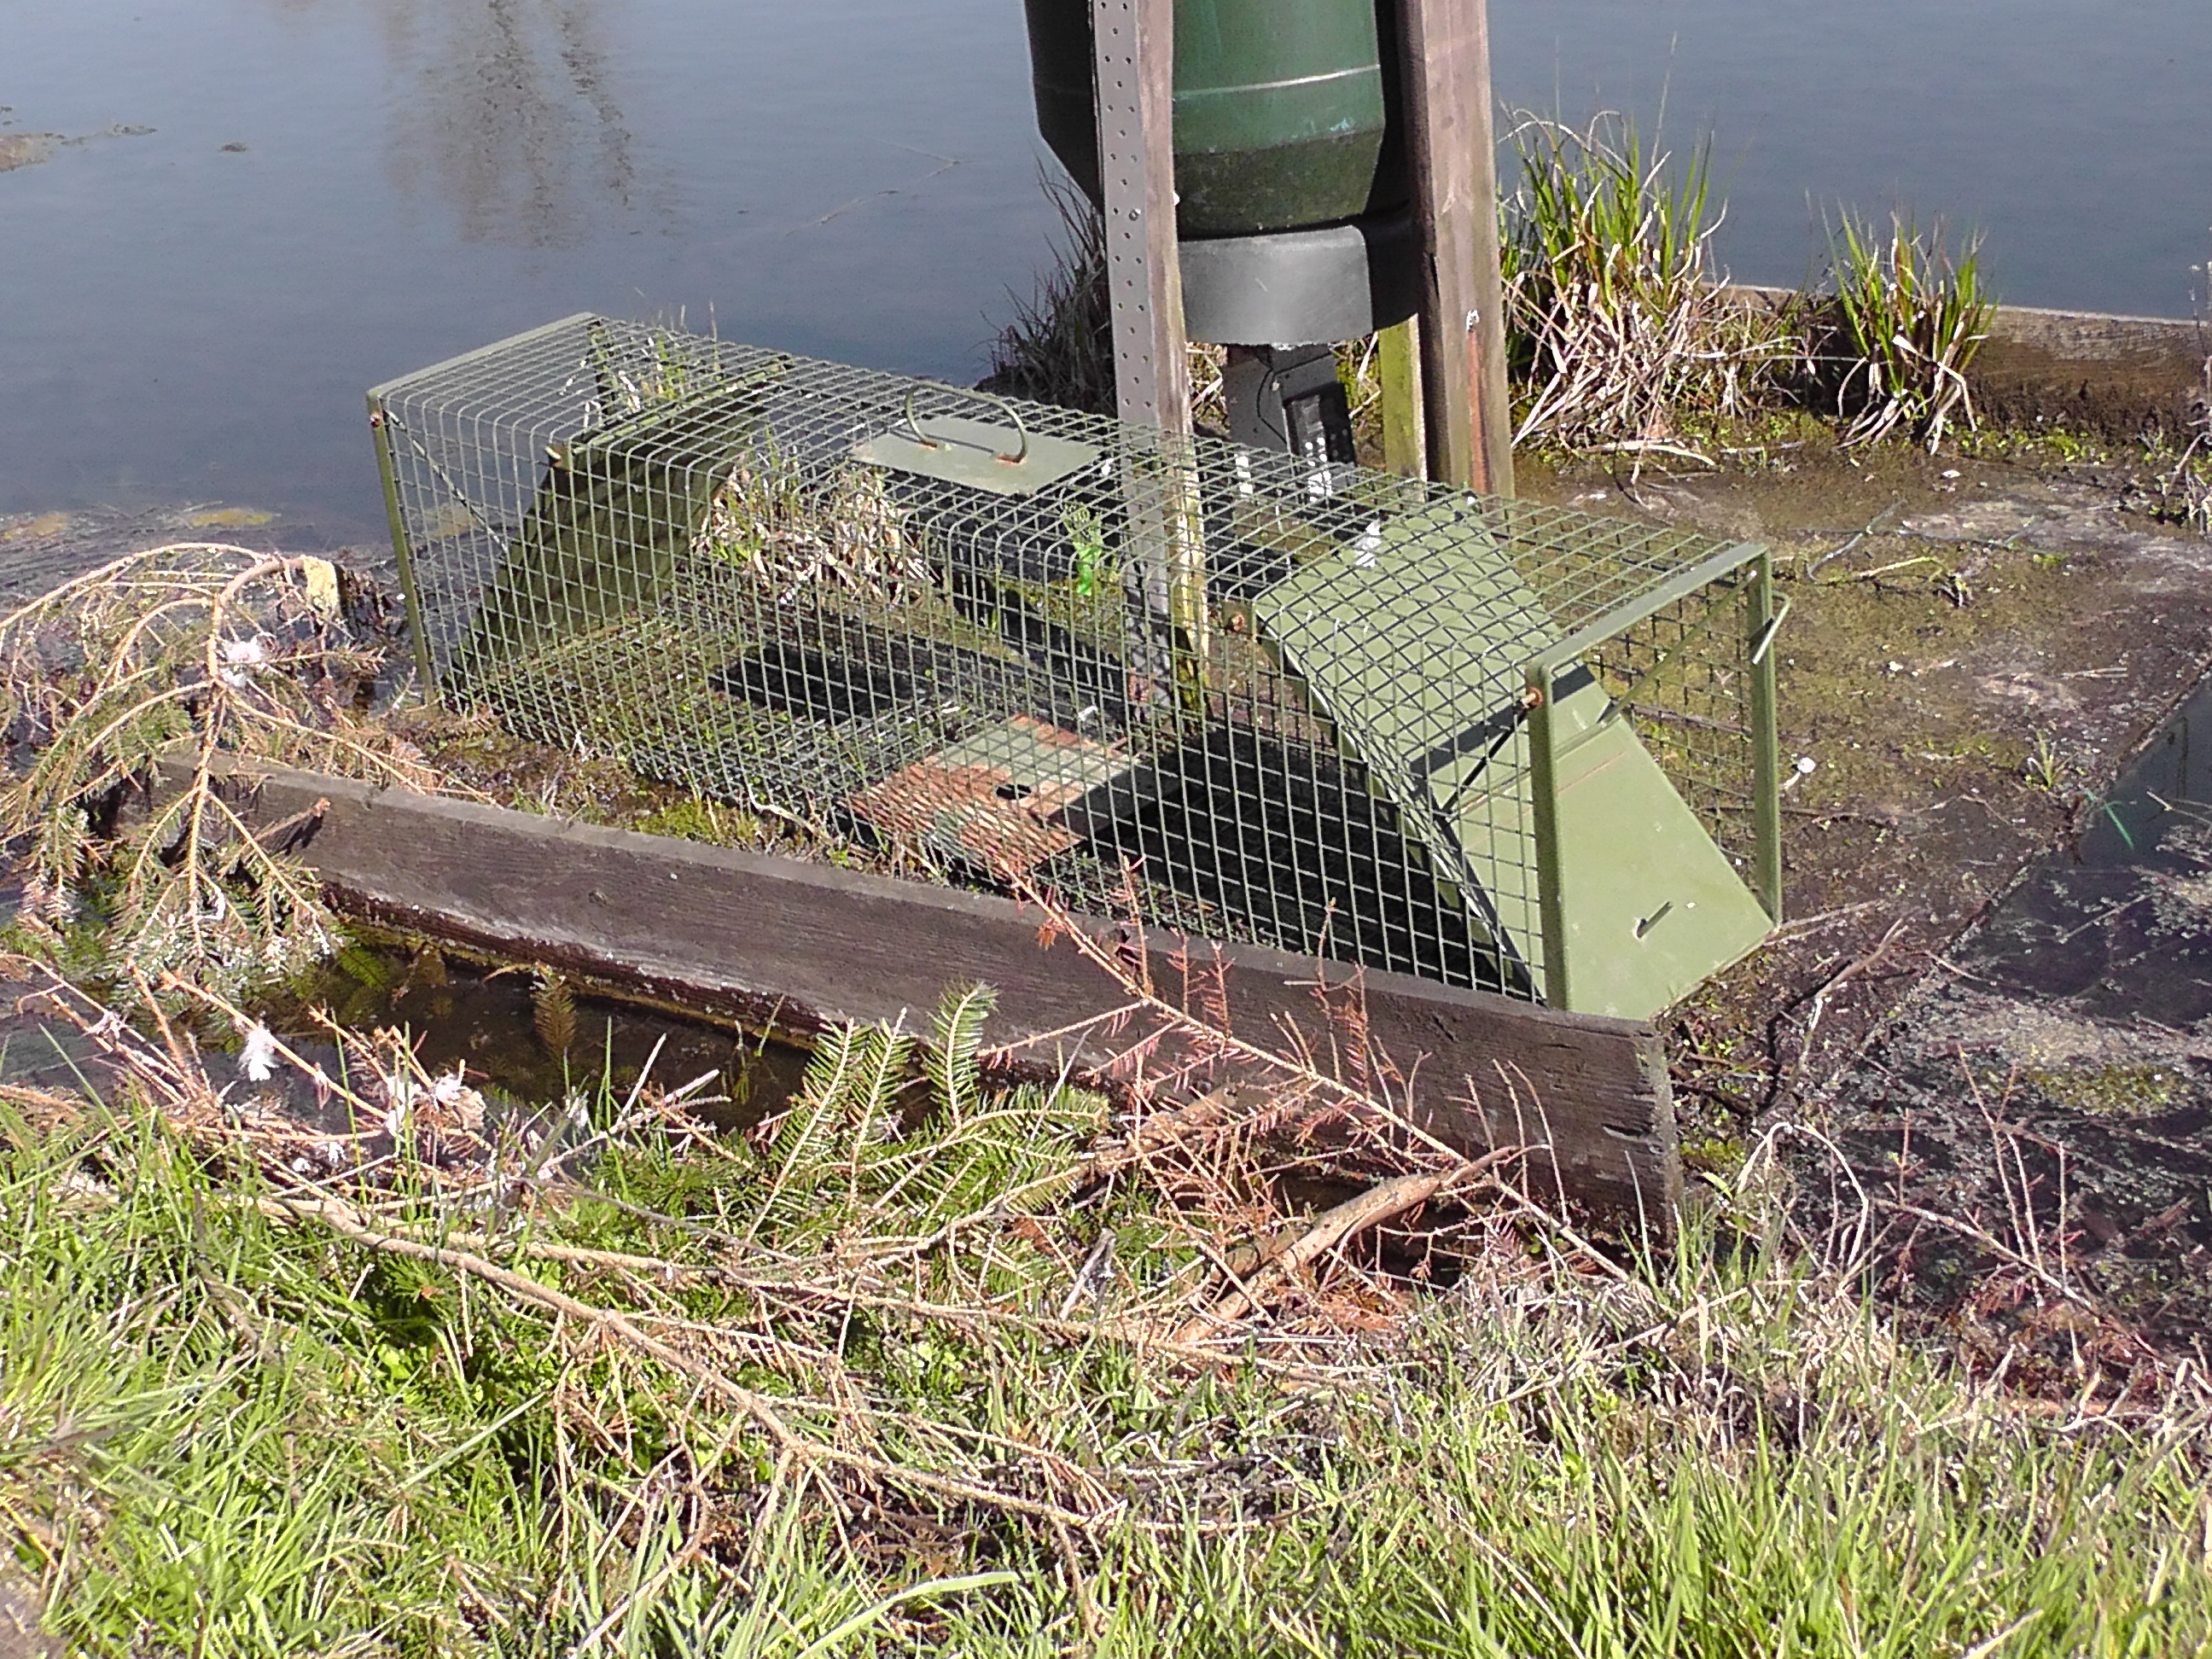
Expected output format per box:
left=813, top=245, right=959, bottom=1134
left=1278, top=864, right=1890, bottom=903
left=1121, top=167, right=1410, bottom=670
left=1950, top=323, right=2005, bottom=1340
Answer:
left=900, top=385, right=1031, bottom=466
left=1749, top=597, right=1792, bottom=666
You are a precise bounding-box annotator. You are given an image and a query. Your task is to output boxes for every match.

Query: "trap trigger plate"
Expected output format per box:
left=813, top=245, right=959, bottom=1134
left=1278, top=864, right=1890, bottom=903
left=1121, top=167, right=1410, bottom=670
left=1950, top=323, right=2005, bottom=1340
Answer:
left=853, top=416, right=1100, bottom=498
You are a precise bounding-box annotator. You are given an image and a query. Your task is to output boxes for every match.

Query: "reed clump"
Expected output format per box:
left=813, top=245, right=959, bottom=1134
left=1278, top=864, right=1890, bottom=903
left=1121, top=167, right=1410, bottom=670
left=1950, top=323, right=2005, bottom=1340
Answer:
left=2157, top=275, right=2211, bottom=528
left=981, top=172, right=1115, bottom=418
left=981, top=172, right=1231, bottom=429
left=1499, top=112, right=1806, bottom=457
left=1813, top=211, right=1995, bottom=451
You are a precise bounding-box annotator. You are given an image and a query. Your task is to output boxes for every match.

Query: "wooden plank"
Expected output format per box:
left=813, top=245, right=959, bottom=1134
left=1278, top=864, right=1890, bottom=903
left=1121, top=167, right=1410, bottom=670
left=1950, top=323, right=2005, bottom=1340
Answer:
left=188, top=764, right=1680, bottom=1220
left=1398, top=0, right=1515, bottom=496
left=1377, top=316, right=1428, bottom=480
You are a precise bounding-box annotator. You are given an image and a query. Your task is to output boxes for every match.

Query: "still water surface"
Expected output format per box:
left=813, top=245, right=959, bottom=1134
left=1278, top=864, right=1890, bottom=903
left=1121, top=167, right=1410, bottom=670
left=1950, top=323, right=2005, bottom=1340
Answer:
left=2, top=0, right=2206, bottom=533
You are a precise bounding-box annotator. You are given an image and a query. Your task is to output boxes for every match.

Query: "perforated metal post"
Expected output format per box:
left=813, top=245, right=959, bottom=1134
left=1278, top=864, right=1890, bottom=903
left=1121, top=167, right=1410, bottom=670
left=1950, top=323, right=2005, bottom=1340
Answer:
left=1091, top=0, right=1189, bottom=438
left=1092, top=0, right=1205, bottom=683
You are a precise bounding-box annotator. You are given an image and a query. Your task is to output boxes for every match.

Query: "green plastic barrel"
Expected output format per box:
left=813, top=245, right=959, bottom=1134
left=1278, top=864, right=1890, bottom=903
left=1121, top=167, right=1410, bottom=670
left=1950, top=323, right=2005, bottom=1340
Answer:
left=1023, top=0, right=1404, bottom=237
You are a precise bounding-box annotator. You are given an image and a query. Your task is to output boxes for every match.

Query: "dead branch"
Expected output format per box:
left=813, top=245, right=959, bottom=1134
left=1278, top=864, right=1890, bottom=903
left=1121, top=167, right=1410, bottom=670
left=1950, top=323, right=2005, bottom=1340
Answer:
left=1175, top=1166, right=1479, bottom=1343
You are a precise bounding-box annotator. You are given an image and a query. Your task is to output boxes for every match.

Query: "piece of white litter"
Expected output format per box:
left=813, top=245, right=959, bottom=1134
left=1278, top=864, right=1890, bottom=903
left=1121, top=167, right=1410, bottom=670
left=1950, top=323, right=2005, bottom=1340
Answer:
left=1941, top=469, right=1962, bottom=480
left=428, top=1067, right=469, bottom=1106
left=1795, top=756, right=1818, bottom=776
left=1351, top=520, right=1384, bottom=568
left=239, top=1023, right=280, bottom=1083
left=217, top=634, right=269, bottom=689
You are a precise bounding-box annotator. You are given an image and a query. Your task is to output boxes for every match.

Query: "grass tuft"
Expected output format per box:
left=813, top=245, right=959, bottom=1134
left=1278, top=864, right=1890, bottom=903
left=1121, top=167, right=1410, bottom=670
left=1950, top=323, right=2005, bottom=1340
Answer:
left=981, top=172, right=1115, bottom=418
left=1817, top=210, right=1996, bottom=451
left=1495, top=111, right=1804, bottom=458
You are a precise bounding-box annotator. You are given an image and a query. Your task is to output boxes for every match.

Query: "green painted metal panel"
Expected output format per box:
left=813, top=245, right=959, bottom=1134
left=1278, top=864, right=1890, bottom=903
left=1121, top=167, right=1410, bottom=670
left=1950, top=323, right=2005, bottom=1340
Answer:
left=1253, top=500, right=1773, bottom=1019
left=853, top=415, right=1101, bottom=499
left=448, top=355, right=783, bottom=694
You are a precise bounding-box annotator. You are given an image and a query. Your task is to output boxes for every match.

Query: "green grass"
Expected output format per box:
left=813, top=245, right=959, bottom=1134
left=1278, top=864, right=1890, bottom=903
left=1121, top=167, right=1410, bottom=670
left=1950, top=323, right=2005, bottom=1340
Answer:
left=1499, top=111, right=1803, bottom=455
left=5, top=1014, right=2209, bottom=1657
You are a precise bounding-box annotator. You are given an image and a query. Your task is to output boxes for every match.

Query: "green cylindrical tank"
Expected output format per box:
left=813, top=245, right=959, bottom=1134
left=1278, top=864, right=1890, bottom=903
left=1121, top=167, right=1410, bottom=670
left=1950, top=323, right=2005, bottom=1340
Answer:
left=1023, top=0, right=1405, bottom=237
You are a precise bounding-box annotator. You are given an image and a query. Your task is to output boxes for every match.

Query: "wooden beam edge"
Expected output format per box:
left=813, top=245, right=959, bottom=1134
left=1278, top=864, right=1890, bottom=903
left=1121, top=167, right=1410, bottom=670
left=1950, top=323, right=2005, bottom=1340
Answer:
left=172, top=759, right=1681, bottom=1219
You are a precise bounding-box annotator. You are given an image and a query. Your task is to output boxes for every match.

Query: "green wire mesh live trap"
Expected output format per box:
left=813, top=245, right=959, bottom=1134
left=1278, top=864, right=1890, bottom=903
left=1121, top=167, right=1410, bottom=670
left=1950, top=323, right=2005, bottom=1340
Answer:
left=370, top=314, right=1784, bottom=1019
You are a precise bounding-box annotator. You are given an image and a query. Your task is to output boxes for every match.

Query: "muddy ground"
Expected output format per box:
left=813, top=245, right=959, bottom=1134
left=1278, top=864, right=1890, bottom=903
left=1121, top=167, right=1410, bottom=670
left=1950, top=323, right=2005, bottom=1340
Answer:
left=1521, top=429, right=2212, bottom=1359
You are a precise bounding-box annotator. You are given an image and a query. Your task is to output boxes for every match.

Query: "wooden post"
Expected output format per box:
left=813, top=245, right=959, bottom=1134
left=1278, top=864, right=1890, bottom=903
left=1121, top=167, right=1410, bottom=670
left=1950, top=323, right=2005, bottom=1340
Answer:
left=1399, top=0, right=1514, bottom=496
left=1377, top=316, right=1427, bottom=480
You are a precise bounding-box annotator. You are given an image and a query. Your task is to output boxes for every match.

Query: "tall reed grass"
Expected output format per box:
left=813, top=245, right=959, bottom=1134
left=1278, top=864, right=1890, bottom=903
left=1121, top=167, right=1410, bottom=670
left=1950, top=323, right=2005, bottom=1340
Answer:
left=1817, top=212, right=1995, bottom=451
left=1500, top=112, right=1804, bottom=456
left=981, top=172, right=1115, bottom=418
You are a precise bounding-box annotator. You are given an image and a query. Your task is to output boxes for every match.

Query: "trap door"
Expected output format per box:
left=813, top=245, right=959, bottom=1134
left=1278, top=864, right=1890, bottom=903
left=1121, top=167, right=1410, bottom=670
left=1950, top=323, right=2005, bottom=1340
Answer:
left=1254, top=499, right=1771, bottom=1018
left=451, top=354, right=785, bottom=691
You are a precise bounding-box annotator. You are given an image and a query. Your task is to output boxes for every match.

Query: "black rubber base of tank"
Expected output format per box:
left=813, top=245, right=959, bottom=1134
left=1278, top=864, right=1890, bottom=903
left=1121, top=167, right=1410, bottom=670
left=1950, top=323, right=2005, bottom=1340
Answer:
left=1179, top=208, right=1419, bottom=347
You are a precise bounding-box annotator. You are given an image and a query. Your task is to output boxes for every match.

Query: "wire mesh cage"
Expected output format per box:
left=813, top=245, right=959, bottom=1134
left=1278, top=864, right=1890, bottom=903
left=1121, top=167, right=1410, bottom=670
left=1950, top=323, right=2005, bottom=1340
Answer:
left=370, top=314, right=1782, bottom=1018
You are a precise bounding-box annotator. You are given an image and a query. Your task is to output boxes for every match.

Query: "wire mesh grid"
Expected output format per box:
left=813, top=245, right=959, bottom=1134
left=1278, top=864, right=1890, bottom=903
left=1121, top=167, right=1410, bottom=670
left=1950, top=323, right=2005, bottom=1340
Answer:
left=370, top=314, right=1778, bottom=1014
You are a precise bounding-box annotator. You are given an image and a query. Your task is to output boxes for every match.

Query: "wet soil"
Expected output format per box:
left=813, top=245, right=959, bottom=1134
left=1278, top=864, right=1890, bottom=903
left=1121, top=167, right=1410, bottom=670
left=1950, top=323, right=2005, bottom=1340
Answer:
left=1522, top=427, right=2212, bottom=1354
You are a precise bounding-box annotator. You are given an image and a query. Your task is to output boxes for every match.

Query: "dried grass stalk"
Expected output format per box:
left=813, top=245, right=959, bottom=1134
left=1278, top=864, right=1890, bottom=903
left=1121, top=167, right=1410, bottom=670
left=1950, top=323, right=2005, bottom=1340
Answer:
left=696, top=451, right=932, bottom=606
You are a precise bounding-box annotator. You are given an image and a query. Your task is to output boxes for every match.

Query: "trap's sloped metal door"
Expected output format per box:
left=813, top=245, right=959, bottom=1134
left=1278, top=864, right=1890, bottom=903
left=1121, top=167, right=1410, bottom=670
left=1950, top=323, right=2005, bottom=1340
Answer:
left=1254, top=498, right=1773, bottom=1019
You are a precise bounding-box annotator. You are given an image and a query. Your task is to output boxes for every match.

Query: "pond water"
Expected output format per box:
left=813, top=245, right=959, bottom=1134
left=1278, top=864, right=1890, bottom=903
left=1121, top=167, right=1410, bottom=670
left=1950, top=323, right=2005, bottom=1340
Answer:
left=0, top=918, right=812, bottom=1132
left=2, top=0, right=2206, bottom=534
left=1969, top=672, right=2212, bottom=1029
left=259, top=937, right=814, bottom=1134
